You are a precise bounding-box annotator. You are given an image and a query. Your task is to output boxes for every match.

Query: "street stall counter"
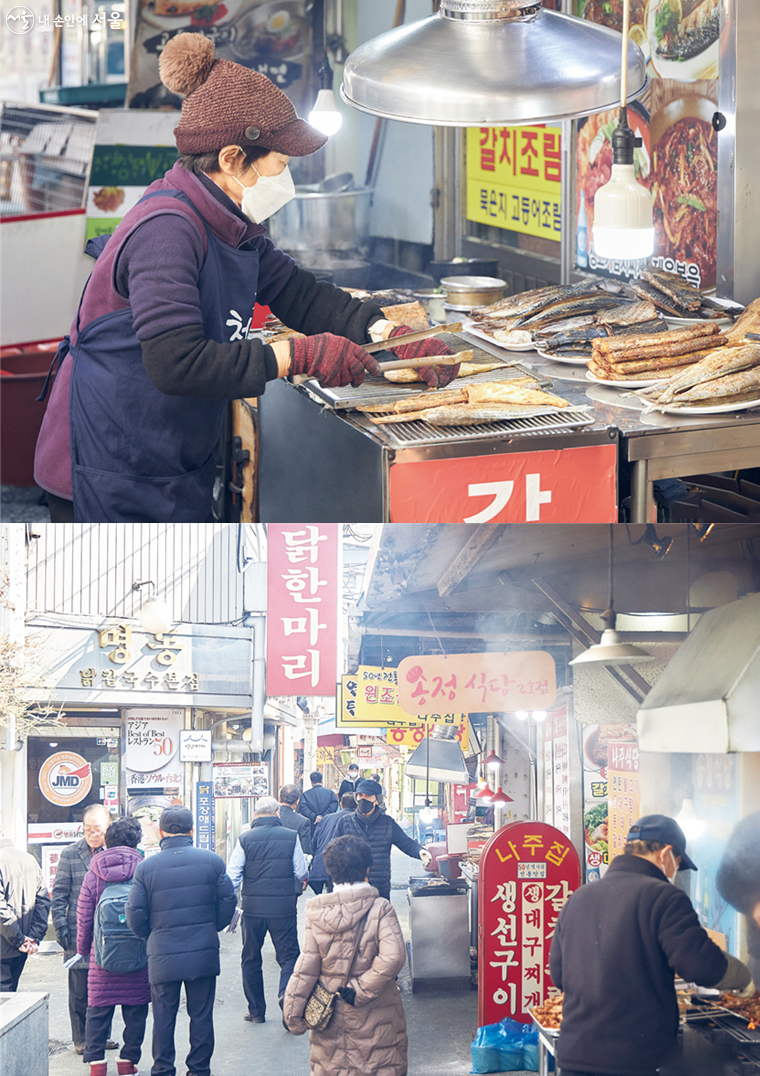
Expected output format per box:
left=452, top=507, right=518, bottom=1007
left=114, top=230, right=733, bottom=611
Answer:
left=407, top=877, right=471, bottom=992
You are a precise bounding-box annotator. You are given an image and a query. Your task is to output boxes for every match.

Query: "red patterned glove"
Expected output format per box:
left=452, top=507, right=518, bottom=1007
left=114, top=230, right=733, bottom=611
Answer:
left=290, top=333, right=381, bottom=387
left=386, top=324, right=460, bottom=389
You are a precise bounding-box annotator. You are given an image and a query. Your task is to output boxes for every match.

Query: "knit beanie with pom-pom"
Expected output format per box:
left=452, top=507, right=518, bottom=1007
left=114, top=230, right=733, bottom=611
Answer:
left=159, top=33, right=328, bottom=157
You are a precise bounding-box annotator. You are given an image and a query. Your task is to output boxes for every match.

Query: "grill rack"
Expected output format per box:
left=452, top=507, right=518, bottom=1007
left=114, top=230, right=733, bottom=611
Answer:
left=353, top=407, right=595, bottom=449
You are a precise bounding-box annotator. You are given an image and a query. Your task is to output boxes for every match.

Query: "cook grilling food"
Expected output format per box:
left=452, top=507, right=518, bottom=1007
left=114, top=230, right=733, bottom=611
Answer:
left=33, top=34, right=460, bottom=524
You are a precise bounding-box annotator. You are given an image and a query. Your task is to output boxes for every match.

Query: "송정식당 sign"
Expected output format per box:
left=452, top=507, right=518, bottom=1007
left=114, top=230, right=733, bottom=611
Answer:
left=397, top=652, right=556, bottom=715
left=478, top=820, right=580, bottom=1027
left=267, top=525, right=340, bottom=696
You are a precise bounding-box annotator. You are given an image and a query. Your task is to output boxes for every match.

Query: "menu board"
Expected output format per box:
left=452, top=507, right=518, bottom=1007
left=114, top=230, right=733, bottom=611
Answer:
left=478, top=821, right=580, bottom=1027
left=543, top=708, right=570, bottom=838
left=607, top=739, right=641, bottom=860
left=581, top=723, right=636, bottom=881
left=465, top=125, right=562, bottom=242
left=577, top=1, right=719, bottom=290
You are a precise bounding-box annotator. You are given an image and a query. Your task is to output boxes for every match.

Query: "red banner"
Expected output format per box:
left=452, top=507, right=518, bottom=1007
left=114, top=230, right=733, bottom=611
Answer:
left=266, top=525, right=340, bottom=697
left=389, top=444, right=617, bottom=523
left=478, top=821, right=580, bottom=1027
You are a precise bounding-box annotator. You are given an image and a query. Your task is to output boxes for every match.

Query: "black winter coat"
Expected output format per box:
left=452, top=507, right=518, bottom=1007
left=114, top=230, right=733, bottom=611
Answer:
left=239, top=816, right=300, bottom=917
left=0, top=839, right=51, bottom=959
left=337, top=777, right=361, bottom=801
left=549, top=855, right=729, bottom=1076
left=126, top=834, right=236, bottom=984
left=51, top=837, right=100, bottom=963
left=333, top=809, right=422, bottom=901
left=279, top=803, right=312, bottom=856
left=299, top=786, right=338, bottom=827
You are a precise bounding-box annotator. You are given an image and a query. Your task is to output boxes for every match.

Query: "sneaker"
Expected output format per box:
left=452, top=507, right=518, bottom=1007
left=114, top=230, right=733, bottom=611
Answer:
left=244, top=1013, right=265, bottom=1023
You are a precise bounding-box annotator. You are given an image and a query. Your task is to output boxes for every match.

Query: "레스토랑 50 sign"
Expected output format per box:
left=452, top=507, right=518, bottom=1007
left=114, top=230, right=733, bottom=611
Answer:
left=478, top=820, right=580, bottom=1027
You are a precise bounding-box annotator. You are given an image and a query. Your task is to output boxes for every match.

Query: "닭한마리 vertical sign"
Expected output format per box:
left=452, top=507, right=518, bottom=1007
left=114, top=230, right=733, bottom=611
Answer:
left=266, top=526, right=340, bottom=697
left=478, top=821, right=580, bottom=1027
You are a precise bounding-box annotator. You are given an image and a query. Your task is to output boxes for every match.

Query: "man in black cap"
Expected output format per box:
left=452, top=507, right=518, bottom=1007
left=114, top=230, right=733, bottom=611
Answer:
left=297, top=772, right=338, bottom=834
left=332, top=779, right=431, bottom=900
left=549, top=814, right=754, bottom=1076
left=126, top=806, right=236, bottom=1076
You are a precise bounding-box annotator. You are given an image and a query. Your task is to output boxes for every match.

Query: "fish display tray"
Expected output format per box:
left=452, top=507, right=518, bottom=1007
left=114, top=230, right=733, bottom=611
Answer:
left=351, top=407, right=594, bottom=449
left=295, top=332, right=542, bottom=410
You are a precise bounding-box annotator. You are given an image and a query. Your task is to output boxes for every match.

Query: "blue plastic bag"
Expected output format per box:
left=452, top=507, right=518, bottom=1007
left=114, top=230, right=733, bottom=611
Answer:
left=471, top=1017, right=525, bottom=1073
left=520, top=1023, right=539, bottom=1072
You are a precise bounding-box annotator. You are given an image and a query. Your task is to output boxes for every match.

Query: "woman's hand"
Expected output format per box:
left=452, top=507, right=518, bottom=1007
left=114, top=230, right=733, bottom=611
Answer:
left=386, top=324, right=460, bottom=389
left=289, top=334, right=381, bottom=387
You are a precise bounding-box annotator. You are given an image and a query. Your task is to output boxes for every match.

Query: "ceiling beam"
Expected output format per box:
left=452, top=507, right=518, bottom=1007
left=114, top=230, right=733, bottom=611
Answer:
left=436, top=524, right=504, bottom=598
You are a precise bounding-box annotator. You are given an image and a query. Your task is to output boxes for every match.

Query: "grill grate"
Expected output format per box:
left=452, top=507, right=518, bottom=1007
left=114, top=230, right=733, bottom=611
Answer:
left=359, top=407, right=594, bottom=448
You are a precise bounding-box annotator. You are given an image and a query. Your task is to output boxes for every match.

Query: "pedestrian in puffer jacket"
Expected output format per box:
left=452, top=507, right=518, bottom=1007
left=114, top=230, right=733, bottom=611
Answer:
left=76, top=817, right=149, bottom=1076
left=309, top=795, right=356, bottom=894
left=284, top=835, right=408, bottom=1076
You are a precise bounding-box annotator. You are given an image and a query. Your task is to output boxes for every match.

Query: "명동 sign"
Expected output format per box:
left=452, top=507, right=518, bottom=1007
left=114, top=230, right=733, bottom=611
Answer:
left=478, top=821, right=580, bottom=1027
left=397, top=652, right=556, bottom=715
left=266, top=525, right=340, bottom=696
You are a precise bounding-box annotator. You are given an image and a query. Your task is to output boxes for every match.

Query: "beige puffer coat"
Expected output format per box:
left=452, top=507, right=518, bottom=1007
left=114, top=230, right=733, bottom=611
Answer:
left=283, top=882, right=408, bottom=1076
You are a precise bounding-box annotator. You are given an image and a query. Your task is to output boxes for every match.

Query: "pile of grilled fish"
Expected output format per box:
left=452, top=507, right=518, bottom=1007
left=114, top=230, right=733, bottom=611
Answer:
left=631, top=268, right=743, bottom=322
left=357, top=378, right=572, bottom=428
left=636, top=342, right=760, bottom=411
left=587, top=322, right=728, bottom=382
left=535, top=300, right=668, bottom=359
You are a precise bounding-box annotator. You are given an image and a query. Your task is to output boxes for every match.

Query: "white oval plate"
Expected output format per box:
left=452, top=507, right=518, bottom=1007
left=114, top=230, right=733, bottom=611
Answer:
left=535, top=349, right=589, bottom=366
left=463, top=321, right=536, bottom=352
left=656, top=397, right=760, bottom=416
left=665, top=315, right=732, bottom=328
left=585, top=371, right=669, bottom=390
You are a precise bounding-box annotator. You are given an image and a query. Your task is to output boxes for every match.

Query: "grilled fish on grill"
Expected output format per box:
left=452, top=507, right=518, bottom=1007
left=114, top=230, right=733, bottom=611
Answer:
left=655, top=0, right=720, bottom=61
left=370, top=403, right=564, bottom=427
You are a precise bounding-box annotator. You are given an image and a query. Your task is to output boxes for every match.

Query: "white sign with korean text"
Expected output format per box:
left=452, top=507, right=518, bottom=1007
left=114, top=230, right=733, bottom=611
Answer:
left=179, top=730, right=213, bottom=763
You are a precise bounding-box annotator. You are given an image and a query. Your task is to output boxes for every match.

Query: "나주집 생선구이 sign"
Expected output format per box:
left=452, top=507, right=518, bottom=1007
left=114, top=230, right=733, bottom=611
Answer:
left=397, top=652, right=556, bottom=715
left=478, top=821, right=580, bottom=1027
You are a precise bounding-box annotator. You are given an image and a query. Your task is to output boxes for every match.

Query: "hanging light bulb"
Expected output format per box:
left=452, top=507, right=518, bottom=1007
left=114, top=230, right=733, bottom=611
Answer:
left=532, top=711, right=547, bottom=722
left=591, top=0, right=653, bottom=261
left=419, top=800, right=437, bottom=825
left=483, top=749, right=504, bottom=771
left=474, top=785, right=494, bottom=802
left=515, top=711, right=529, bottom=722
left=676, top=798, right=705, bottom=841
left=309, top=87, right=343, bottom=136
left=490, top=787, right=514, bottom=806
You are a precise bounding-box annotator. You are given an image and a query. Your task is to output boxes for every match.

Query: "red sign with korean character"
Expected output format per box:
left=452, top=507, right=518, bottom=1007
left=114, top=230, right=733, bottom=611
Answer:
left=266, top=525, right=340, bottom=696
left=478, top=821, right=580, bottom=1027
left=396, top=651, right=556, bottom=715
left=389, top=445, right=618, bottom=524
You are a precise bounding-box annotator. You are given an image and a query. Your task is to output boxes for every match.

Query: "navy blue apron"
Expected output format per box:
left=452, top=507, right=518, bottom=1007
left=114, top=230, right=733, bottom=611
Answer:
left=68, top=190, right=260, bottom=522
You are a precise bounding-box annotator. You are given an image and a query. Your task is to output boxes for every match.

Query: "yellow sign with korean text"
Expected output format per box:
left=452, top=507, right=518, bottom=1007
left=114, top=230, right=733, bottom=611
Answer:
left=386, top=719, right=470, bottom=751
left=337, top=668, right=465, bottom=729
left=465, top=125, right=562, bottom=240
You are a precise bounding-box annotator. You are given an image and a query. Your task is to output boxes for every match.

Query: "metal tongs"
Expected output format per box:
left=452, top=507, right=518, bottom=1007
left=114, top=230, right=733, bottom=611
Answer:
left=366, top=322, right=463, bottom=371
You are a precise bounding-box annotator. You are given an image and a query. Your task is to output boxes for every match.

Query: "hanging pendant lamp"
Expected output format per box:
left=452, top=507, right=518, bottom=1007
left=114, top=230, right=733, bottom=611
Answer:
left=341, top=0, right=647, bottom=127
left=569, top=524, right=654, bottom=667
left=490, top=787, right=514, bottom=806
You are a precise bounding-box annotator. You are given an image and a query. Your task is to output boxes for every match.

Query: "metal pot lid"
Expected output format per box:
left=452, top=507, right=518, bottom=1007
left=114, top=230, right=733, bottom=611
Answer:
left=341, top=3, right=647, bottom=127
left=440, top=276, right=506, bottom=290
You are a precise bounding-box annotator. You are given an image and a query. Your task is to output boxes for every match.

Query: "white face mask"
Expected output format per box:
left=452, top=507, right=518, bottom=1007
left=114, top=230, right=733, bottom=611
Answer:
left=665, top=849, right=678, bottom=883
left=232, top=159, right=295, bottom=223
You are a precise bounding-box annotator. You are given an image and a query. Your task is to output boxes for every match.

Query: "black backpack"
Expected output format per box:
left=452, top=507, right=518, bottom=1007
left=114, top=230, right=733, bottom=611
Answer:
left=93, top=880, right=147, bottom=974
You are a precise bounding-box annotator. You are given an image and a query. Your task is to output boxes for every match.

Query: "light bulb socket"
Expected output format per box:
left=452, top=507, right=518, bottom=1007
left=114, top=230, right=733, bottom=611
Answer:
left=611, top=107, right=637, bottom=166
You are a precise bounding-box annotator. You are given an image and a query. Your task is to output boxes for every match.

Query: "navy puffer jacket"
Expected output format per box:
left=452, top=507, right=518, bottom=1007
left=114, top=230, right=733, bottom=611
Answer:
left=126, top=834, right=236, bottom=984
left=332, top=809, right=422, bottom=901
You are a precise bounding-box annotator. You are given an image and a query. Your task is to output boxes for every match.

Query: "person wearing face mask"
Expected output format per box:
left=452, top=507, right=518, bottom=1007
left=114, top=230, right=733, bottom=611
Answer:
left=33, top=33, right=459, bottom=524
left=331, top=780, right=431, bottom=901
left=549, top=815, right=754, bottom=1076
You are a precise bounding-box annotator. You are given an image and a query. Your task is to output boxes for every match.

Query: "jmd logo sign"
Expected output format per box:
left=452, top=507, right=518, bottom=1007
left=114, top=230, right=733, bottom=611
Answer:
left=39, top=751, right=93, bottom=807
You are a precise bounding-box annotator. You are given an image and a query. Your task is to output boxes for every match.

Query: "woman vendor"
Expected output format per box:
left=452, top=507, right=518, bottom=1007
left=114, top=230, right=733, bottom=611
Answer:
left=34, top=33, right=458, bottom=523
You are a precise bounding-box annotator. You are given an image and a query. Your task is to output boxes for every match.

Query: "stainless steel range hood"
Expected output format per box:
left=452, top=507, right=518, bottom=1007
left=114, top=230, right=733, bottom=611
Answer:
left=341, top=0, right=648, bottom=127
left=637, top=593, right=760, bottom=754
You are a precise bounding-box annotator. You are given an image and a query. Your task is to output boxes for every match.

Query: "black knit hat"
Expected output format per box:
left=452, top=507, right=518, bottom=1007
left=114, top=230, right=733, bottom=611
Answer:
left=159, top=806, right=194, bottom=834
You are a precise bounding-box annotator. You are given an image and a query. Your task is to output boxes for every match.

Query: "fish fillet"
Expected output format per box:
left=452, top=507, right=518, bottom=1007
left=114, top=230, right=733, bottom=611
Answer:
left=600, top=301, right=659, bottom=326
left=647, top=344, right=760, bottom=405
left=727, top=298, right=760, bottom=344
left=470, top=285, right=574, bottom=319
left=383, top=357, right=505, bottom=383
left=668, top=366, right=760, bottom=402
left=593, top=322, right=723, bottom=356
left=590, top=347, right=719, bottom=374
left=641, top=268, right=703, bottom=312
left=466, top=382, right=569, bottom=408
left=369, top=403, right=561, bottom=426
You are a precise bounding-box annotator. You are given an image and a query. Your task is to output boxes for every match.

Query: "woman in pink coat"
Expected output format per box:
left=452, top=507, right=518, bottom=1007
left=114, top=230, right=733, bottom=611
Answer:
left=76, top=816, right=150, bottom=1076
left=283, top=835, right=408, bottom=1076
